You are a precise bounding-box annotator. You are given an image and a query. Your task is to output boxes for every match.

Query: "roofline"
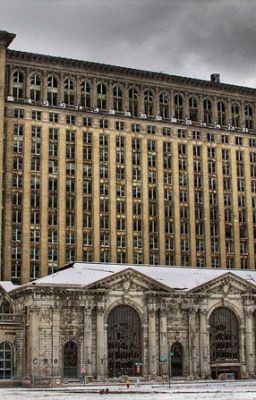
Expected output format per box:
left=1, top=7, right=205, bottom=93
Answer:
left=6, top=49, right=256, bottom=95
left=188, top=271, right=256, bottom=293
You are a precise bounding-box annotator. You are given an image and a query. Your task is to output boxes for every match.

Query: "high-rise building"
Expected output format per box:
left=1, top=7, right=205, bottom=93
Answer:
left=1, top=30, right=256, bottom=284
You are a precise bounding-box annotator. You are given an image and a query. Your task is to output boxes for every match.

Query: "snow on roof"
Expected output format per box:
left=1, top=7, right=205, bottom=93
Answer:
left=0, top=281, right=19, bottom=293
left=26, top=262, right=256, bottom=291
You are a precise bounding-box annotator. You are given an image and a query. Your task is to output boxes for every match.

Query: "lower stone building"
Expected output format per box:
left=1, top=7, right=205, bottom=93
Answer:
left=0, top=262, right=256, bottom=384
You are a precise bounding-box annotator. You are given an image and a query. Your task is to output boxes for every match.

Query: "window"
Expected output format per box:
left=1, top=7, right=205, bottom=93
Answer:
left=131, top=123, right=140, bottom=133
left=129, top=87, right=139, bottom=117
left=14, top=108, right=24, bottom=119
left=159, top=91, right=169, bottom=118
left=235, top=136, right=243, bottom=146
left=174, top=94, right=184, bottom=119
left=30, top=73, right=41, bottom=102
left=66, top=115, right=76, bottom=125
left=147, top=125, right=156, bottom=134
left=47, top=75, right=58, bottom=106
left=245, top=104, right=253, bottom=130
left=217, top=101, right=226, bottom=125
left=231, top=102, right=240, bottom=127
left=83, top=117, right=92, bottom=127
left=116, top=121, right=124, bottom=131
left=97, top=82, right=107, bottom=109
left=80, top=81, right=91, bottom=108
left=203, top=98, right=212, bottom=125
left=100, top=119, right=108, bottom=129
left=113, top=85, right=123, bottom=111
left=12, top=70, right=24, bottom=100
left=49, top=112, right=59, bottom=123
left=189, top=96, right=198, bottom=121
left=163, top=127, right=171, bottom=136
left=222, top=135, right=229, bottom=144
left=64, top=78, right=75, bottom=106
left=193, top=131, right=201, bottom=140
left=0, top=342, right=12, bottom=379
left=144, top=89, right=154, bottom=116
left=207, top=132, right=215, bottom=142
left=178, top=129, right=186, bottom=138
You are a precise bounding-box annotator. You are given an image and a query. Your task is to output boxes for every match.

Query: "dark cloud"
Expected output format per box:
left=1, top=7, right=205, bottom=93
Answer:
left=0, top=0, right=256, bottom=87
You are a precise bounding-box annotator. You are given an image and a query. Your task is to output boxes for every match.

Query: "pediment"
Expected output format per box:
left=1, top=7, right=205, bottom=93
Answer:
left=190, top=272, right=255, bottom=295
left=84, top=268, right=171, bottom=293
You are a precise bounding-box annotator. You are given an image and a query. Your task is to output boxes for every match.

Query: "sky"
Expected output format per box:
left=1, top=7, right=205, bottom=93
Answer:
left=0, top=0, right=256, bottom=87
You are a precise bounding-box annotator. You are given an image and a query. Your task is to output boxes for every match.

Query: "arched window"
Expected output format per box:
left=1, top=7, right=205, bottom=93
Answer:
left=30, top=73, right=41, bottom=102
left=189, top=96, right=198, bottom=121
left=108, top=305, right=142, bottom=377
left=217, top=101, right=226, bottom=126
left=63, top=341, right=78, bottom=378
left=47, top=76, right=58, bottom=106
left=245, top=104, right=253, bottom=130
left=231, top=102, right=240, bottom=127
left=0, top=342, right=12, bottom=379
left=97, top=82, right=107, bottom=109
left=159, top=91, right=169, bottom=118
left=64, top=78, right=75, bottom=106
left=80, top=81, right=91, bottom=108
left=144, top=89, right=154, bottom=116
left=12, top=71, right=24, bottom=100
left=129, top=87, right=139, bottom=117
left=174, top=94, right=184, bottom=120
left=171, top=342, right=183, bottom=376
left=0, top=299, right=11, bottom=315
left=113, top=85, right=123, bottom=111
left=209, top=307, right=239, bottom=363
left=203, top=98, right=212, bottom=125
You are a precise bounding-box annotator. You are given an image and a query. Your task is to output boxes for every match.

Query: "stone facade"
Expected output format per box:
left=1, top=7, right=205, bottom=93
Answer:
left=0, top=31, right=256, bottom=283
left=0, top=264, right=256, bottom=384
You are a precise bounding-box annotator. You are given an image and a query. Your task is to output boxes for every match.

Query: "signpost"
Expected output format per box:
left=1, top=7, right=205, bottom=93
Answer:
left=160, top=352, right=173, bottom=388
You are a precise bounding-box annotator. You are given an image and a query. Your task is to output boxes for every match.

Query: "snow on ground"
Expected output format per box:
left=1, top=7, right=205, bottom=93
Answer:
left=1, top=381, right=256, bottom=400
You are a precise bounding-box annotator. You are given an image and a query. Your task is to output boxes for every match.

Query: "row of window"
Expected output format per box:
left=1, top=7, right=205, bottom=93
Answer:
left=10, top=71, right=256, bottom=127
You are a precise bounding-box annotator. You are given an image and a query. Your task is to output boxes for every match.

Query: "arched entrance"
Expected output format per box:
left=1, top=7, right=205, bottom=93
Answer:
left=171, top=342, right=183, bottom=376
left=107, top=305, right=142, bottom=377
left=209, top=307, right=240, bottom=379
left=0, top=342, right=12, bottom=379
left=63, top=341, right=78, bottom=378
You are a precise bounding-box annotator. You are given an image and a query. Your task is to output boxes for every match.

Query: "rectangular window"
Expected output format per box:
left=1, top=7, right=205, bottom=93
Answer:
left=49, top=112, right=59, bottom=123
left=100, top=119, right=108, bottom=129
left=32, top=110, right=41, bottom=120
left=14, top=109, right=24, bottom=119
left=163, top=127, right=171, bottom=136
left=131, top=123, right=140, bottom=133
left=207, top=132, right=215, bottom=142
left=83, top=117, right=92, bottom=127
left=116, top=121, right=124, bottom=131
left=66, top=115, right=76, bottom=125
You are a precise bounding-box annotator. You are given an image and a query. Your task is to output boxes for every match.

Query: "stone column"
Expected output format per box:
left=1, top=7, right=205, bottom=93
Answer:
left=245, top=308, right=254, bottom=377
left=240, top=324, right=247, bottom=377
left=52, top=306, right=60, bottom=377
left=159, top=304, right=168, bottom=375
left=83, top=303, right=93, bottom=375
left=30, top=306, right=40, bottom=379
left=148, top=300, right=157, bottom=377
left=199, top=308, right=209, bottom=378
left=123, top=82, right=129, bottom=111
left=96, top=302, right=106, bottom=379
left=188, top=307, right=197, bottom=377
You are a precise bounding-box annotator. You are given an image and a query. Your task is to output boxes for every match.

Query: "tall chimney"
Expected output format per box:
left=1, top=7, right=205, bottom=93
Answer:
left=210, top=73, right=220, bottom=83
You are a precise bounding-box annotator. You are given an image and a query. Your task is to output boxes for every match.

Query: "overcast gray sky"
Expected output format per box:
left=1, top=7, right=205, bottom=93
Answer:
left=0, top=0, right=256, bottom=87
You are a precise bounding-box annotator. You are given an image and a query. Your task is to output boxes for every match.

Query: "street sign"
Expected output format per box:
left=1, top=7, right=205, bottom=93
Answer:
left=160, top=355, right=168, bottom=362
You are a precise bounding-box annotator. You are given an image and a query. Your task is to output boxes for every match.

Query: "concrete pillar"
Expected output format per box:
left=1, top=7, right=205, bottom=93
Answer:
left=96, top=302, right=105, bottom=379
left=148, top=301, right=157, bottom=377
left=58, top=127, right=66, bottom=265
left=109, top=132, right=117, bottom=262
left=240, top=324, right=247, bottom=377
left=40, top=125, right=49, bottom=277
left=75, top=127, right=83, bottom=260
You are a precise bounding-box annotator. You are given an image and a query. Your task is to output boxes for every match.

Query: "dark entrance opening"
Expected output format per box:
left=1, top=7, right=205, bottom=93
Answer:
left=171, top=342, right=183, bottom=376
left=209, top=307, right=240, bottom=380
left=63, top=341, right=78, bottom=378
left=108, top=305, right=142, bottom=377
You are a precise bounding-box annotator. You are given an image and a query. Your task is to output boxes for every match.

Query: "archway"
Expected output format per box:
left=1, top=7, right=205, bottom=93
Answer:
left=0, top=342, right=12, bottom=379
left=171, top=342, right=183, bottom=376
left=209, top=307, right=240, bottom=379
left=107, top=305, right=142, bottom=377
left=63, top=341, right=78, bottom=378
